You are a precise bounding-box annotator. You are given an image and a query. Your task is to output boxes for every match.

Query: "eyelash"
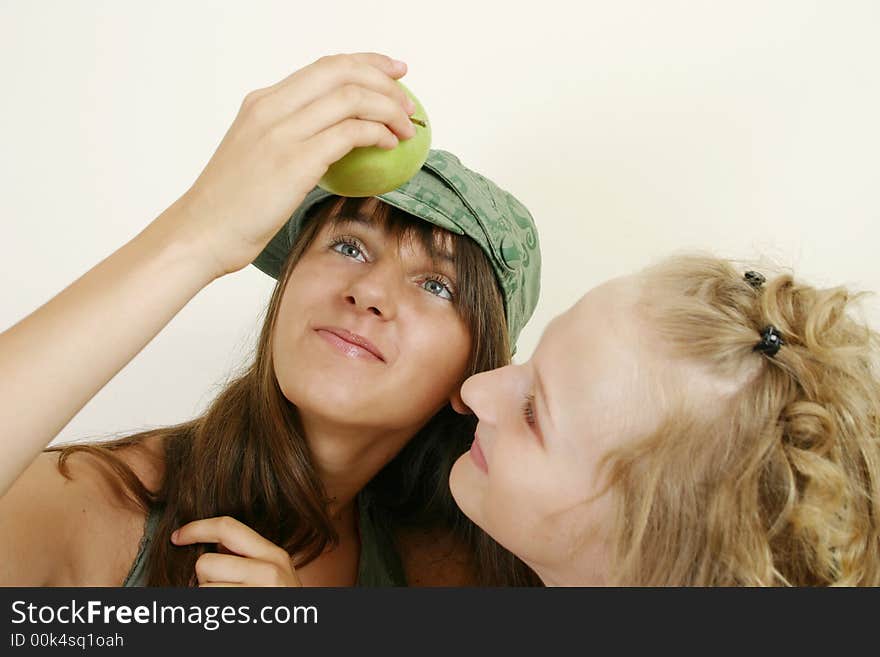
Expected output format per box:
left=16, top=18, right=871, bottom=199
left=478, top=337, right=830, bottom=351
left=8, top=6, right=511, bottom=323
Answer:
left=328, top=235, right=368, bottom=261
left=328, top=235, right=457, bottom=301
left=421, top=274, right=456, bottom=301
left=522, top=393, right=536, bottom=428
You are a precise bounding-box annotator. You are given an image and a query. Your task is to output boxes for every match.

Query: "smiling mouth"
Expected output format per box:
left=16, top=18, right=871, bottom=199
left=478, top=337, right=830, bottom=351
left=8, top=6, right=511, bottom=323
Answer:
left=314, top=328, right=386, bottom=363
left=470, top=434, right=489, bottom=474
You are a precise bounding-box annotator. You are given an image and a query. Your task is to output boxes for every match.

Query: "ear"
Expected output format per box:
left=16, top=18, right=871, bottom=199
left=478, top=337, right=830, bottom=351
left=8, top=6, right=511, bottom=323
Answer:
left=449, top=387, right=472, bottom=415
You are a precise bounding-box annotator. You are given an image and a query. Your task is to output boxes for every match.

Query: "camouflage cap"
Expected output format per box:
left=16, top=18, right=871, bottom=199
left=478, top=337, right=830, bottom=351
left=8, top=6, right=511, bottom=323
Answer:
left=252, top=149, right=541, bottom=352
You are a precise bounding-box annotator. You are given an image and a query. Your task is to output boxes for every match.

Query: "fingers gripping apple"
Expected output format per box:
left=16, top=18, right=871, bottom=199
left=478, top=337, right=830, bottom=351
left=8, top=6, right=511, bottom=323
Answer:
left=318, top=82, right=431, bottom=197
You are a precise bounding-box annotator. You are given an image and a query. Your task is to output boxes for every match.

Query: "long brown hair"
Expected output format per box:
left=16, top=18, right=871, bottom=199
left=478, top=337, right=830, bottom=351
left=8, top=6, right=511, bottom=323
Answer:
left=48, top=196, right=540, bottom=586
left=601, top=254, right=880, bottom=585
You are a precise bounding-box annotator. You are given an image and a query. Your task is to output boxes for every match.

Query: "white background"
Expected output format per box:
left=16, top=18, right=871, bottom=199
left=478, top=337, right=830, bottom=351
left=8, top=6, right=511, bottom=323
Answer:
left=2, top=1, right=878, bottom=445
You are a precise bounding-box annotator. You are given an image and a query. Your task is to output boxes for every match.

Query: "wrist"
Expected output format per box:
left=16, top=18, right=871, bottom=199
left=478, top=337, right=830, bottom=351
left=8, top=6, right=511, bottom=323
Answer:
left=146, top=191, right=229, bottom=285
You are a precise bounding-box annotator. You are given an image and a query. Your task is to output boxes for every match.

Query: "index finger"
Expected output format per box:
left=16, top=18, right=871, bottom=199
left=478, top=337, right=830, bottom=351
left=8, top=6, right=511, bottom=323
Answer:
left=262, top=53, right=413, bottom=120
left=337, top=52, right=408, bottom=77
left=172, top=516, right=287, bottom=564
left=273, top=52, right=408, bottom=91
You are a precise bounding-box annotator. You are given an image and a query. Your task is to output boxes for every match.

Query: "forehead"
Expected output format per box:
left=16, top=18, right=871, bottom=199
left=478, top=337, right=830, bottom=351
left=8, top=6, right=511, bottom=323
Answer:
left=543, top=276, right=643, bottom=358
left=534, top=276, right=657, bottom=438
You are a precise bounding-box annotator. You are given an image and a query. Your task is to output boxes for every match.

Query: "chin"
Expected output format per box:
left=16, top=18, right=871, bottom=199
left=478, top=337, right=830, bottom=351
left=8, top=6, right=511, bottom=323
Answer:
left=280, top=371, right=360, bottom=408
left=298, top=396, right=378, bottom=425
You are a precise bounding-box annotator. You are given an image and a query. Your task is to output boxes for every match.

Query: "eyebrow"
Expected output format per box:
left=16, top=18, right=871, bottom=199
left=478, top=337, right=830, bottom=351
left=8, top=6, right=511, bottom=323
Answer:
left=334, top=216, right=456, bottom=264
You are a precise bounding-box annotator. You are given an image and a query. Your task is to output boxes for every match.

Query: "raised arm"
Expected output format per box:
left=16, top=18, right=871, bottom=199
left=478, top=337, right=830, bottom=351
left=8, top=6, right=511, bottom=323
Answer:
left=0, top=52, right=416, bottom=497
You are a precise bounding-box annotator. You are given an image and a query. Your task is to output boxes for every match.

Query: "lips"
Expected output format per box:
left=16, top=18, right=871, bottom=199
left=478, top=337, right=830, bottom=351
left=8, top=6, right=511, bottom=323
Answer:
left=314, top=327, right=386, bottom=362
left=470, top=433, right=489, bottom=474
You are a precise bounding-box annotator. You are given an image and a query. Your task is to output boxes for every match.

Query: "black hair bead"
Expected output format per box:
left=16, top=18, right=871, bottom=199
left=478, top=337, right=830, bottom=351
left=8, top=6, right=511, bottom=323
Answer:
left=754, top=325, right=784, bottom=357
left=744, top=271, right=766, bottom=289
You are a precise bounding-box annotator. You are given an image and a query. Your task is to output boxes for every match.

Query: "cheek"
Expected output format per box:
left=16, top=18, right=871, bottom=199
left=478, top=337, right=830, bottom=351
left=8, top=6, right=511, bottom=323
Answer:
left=403, top=308, right=471, bottom=384
left=278, top=262, right=325, bottom=318
left=270, top=279, right=318, bottom=391
left=449, top=450, right=540, bottom=557
left=515, top=441, right=617, bottom=557
left=556, top=411, right=624, bottom=506
left=451, top=436, right=549, bottom=547
left=270, top=325, right=295, bottom=402
left=485, top=447, right=589, bottom=555
left=487, top=448, right=547, bottom=518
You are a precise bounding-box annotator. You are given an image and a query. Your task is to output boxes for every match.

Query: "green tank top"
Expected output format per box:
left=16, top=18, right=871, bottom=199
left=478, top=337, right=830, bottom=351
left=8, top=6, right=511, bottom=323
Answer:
left=122, top=495, right=407, bottom=587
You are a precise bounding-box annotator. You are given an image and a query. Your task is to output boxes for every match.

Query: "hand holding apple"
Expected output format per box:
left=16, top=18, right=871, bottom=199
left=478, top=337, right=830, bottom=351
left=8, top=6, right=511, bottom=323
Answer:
left=167, top=52, right=415, bottom=281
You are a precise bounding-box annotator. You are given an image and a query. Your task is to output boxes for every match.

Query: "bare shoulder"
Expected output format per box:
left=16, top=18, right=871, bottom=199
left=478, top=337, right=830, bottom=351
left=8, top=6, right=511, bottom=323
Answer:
left=396, top=525, right=478, bottom=586
left=0, top=436, right=165, bottom=586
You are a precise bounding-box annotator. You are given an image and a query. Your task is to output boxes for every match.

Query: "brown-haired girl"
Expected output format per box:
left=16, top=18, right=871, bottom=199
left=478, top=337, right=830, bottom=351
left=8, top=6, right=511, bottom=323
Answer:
left=0, top=52, right=542, bottom=587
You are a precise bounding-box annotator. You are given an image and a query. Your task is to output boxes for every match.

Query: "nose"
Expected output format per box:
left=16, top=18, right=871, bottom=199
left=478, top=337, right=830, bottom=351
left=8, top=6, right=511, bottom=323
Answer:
left=460, top=366, right=513, bottom=424
left=343, top=260, right=399, bottom=319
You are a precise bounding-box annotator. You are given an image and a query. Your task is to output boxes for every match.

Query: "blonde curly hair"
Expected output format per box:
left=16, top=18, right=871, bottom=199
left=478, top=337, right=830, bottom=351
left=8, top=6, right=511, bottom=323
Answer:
left=601, top=254, right=880, bottom=585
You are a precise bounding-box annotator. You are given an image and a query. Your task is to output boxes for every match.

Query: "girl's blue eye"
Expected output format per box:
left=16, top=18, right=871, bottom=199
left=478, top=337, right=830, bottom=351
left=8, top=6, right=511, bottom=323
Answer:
left=422, top=278, right=453, bottom=300
left=332, top=240, right=366, bottom=262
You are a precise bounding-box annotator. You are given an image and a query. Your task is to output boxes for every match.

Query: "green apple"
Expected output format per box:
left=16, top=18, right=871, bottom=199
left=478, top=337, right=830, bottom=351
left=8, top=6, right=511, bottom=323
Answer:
left=317, top=81, right=431, bottom=197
